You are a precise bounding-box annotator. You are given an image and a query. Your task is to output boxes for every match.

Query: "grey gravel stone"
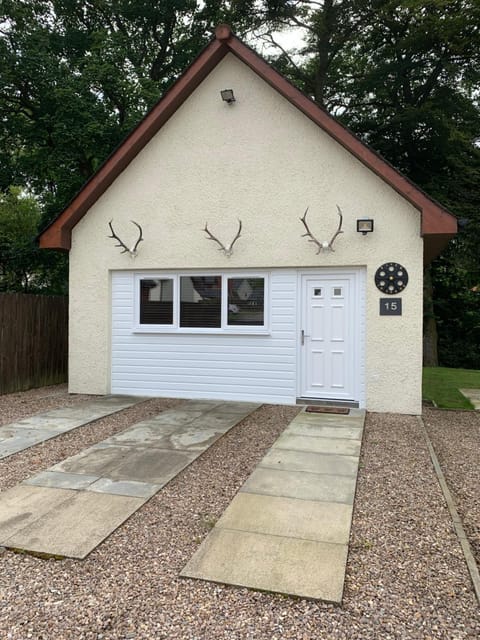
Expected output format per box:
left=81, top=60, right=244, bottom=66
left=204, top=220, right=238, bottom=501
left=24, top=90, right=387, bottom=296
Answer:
left=0, top=386, right=478, bottom=639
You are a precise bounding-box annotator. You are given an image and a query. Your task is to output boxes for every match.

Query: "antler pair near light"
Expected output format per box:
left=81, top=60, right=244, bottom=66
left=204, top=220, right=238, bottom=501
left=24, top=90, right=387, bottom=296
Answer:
left=108, top=220, right=143, bottom=257
left=300, top=206, right=344, bottom=253
left=203, top=219, right=242, bottom=257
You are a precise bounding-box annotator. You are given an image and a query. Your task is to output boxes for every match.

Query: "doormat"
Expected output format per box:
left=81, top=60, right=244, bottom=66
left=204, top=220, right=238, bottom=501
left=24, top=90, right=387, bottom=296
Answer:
left=305, top=406, right=350, bottom=415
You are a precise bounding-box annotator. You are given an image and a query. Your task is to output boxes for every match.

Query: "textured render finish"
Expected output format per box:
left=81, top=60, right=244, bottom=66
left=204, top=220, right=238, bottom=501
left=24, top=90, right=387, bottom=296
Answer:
left=69, top=53, right=423, bottom=413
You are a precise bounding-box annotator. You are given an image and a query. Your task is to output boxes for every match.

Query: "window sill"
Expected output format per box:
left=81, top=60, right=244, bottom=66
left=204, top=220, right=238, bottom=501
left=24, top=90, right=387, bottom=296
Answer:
left=132, top=327, right=271, bottom=336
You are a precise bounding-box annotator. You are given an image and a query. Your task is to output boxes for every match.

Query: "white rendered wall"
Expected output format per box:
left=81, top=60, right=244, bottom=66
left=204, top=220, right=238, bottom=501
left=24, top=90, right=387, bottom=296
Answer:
left=69, top=53, right=423, bottom=414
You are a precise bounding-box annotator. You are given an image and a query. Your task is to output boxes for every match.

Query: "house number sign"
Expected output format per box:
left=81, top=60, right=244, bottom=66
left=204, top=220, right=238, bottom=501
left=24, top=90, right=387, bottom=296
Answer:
left=379, top=298, right=402, bottom=316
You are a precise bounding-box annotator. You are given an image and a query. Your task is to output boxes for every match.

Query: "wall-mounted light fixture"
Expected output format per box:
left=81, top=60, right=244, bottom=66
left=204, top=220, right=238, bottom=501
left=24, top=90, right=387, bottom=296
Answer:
left=357, top=218, right=374, bottom=235
left=220, top=89, right=236, bottom=104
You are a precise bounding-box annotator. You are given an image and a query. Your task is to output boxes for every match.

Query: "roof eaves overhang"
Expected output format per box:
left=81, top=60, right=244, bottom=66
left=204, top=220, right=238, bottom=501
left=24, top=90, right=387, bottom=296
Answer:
left=39, top=24, right=457, bottom=260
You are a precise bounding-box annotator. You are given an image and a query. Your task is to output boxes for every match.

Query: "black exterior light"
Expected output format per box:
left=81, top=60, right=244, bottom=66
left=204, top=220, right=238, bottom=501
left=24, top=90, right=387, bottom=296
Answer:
left=357, top=218, right=374, bottom=235
left=220, top=89, right=236, bottom=104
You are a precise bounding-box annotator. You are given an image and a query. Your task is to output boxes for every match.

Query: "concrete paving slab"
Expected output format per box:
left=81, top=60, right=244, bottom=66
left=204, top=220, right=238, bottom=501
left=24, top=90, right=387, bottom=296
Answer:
left=106, top=448, right=198, bottom=484
left=188, top=413, right=242, bottom=431
left=0, top=396, right=145, bottom=460
left=101, top=422, right=223, bottom=450
left=87, top=478, right=161, bottom=498
left=273, top=433, right=361, bottom=456
left=43, top=396, right=142, bottom=417
left=216, top=493, right=353, bottom=544
left=291, top=414, right=365, bottom=428
left=8, top=416, right=84, bottom=432
left=285, top=423, right=363, bottom=440
left=147, top=410, right=205, bottom=426
left=460, top=388, right=480, bottom=410
left=23, top=470, right=99, bottom=490
left=50, top=444, right=132, bottom=476
left=2, top=491, right=144, bottom=559
left=207, top=402, right=261, bottom=415
left=181, top=401, right=224, bottom=411
left=51, top=444, right=198, bottom=484
left=181, top=528, right=348, bottom=602
left=0, top=399, right=261, bottom=559
left=0, top=427, right=55, bottom=459
left=182, top=405, right=365, bottom=602
left=241, top=467, right=357, bottom=504
left=0, top=486, right=74, bottom=542
left=260, top=448, right=358, bottom=477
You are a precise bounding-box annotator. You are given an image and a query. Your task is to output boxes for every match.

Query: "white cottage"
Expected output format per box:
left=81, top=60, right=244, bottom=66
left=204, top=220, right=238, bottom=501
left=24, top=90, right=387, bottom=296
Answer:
left=40, top=25, right=457, bottom=415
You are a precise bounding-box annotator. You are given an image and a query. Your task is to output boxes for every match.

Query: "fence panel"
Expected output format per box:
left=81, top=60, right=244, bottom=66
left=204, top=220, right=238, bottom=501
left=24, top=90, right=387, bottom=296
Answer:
left=0, top=293, right=68, bottom=394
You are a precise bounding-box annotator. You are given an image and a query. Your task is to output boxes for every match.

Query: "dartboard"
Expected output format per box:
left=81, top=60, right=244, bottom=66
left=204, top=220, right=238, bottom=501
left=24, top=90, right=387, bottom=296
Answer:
left=374, top=263, right=408, bottom=294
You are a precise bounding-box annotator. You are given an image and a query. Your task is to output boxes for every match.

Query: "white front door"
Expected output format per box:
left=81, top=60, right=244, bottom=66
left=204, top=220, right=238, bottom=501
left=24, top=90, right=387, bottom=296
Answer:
left=300, top=272, right=360, bottom=401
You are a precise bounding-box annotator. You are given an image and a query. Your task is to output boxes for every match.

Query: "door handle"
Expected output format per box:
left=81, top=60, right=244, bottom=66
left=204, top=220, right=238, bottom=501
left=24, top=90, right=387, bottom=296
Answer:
left=301, top=329, right=310, bottom=345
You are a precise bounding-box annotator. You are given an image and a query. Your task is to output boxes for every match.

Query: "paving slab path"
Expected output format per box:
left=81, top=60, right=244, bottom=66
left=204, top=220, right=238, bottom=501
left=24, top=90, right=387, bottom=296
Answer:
left=0, top=396, right=144, bottom=459
left=0, top=400, right=259, bottom=558
left=460, top=388, right=480, bottom=410
left=181, top=407, right=365, bottom=603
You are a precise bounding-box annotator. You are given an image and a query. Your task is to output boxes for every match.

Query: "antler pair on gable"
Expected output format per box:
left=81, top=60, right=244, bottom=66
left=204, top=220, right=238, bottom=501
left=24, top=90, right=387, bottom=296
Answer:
left=204, top=219, right=242, bottom=257
left=108, top=220, right=143, bottom=258
left=300, top=206, right=344, bottom=253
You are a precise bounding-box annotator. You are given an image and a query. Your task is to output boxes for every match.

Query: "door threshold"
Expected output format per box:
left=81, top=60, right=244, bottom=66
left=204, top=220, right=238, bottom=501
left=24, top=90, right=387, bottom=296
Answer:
left=296, top=398, right=359, bottom=408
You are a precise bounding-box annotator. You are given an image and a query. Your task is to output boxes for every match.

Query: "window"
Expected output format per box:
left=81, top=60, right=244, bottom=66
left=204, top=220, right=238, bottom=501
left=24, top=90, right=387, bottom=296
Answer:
left=180, top=276, right=221, bottom=328
left=227, top=277, right=265, bottom=326
left=139, top=278, right=174, bottom=325
left=135, top=273, right=267, bottom=332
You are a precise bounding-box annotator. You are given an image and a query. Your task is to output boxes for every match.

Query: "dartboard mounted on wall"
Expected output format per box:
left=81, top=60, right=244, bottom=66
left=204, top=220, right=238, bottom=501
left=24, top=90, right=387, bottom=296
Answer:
left=374, top=263, right=409, bottom=294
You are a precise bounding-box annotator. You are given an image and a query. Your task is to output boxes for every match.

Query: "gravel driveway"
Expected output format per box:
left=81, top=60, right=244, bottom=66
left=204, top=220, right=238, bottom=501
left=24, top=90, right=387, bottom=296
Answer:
left=423, top=407, right=480, bottom=566
left=0, top=386, right=479, bottom=640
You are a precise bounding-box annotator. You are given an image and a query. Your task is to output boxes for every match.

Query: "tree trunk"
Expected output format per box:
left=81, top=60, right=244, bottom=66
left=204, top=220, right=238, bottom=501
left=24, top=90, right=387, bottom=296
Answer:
left=423, top=265, right=439, bottom=366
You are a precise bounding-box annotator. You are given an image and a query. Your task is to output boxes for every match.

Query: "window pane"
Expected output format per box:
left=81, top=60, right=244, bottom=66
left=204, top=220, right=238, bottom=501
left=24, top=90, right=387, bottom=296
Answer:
left=140, top=279, right=173, bottom=324
left=180, top=276, right=221, bottom=328
left=228, top=278, right=265, bottom=326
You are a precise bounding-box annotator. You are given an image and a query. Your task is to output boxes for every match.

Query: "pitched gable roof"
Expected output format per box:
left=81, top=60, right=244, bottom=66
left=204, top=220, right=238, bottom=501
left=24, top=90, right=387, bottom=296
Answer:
left=39, top=24, right=457, bottom=262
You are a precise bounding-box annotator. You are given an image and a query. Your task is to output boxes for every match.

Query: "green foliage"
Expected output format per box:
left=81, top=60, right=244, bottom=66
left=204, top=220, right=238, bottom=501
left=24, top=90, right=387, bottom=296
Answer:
left=263, top=0, right=480, bottom=368
left=423, top=367, right=480, bottom=409
left=0, top=0, right=261, bottom=291
left=432, top=248, right=480, bottom=369
left=0, top=0, right=258, bottom=218
left=0, top=187, right=67, bottom=293
left=1, top=0, right=479, bottom=358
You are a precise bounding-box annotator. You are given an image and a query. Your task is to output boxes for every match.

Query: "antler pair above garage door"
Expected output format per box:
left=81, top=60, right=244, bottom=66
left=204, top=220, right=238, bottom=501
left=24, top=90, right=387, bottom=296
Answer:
left=300, top=206, right=344, bottom=253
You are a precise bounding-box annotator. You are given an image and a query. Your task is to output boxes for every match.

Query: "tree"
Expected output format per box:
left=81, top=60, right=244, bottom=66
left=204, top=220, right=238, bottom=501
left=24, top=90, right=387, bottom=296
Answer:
left=259, top=0, right=480, bottom=367
left=0, top=0, right=261, bottom=292
left=0, top=1, right=260, bottom=219
left=0, top=187, right=67, bottom=293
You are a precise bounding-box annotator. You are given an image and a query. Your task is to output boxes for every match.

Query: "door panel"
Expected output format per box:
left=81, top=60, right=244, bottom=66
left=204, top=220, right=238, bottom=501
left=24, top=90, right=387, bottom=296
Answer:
left=301, top=275, right=358, bottom=400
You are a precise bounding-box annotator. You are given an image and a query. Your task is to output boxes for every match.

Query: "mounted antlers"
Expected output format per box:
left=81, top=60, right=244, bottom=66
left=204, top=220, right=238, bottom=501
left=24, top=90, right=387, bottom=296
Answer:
left=300, top=206, right=344, bottom=253
left=203, top=219, right=242, bottom=257
left=108, top=220, right=143, bottom=258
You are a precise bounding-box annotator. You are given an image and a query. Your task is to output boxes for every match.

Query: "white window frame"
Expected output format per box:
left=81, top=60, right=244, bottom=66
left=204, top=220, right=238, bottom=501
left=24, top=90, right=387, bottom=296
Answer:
left=133, top=271, right=270, bottom=334
left=136, top=275, right=176, bottom=329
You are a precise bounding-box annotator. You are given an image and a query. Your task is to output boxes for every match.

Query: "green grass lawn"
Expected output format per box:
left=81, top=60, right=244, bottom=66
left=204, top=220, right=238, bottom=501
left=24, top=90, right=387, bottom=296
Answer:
left=423, top=367, right=480, bottom=409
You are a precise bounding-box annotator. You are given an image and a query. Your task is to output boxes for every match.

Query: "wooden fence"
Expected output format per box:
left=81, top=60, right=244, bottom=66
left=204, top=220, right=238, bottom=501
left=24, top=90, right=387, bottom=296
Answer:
left=0, top=293, right=68, bottom=394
